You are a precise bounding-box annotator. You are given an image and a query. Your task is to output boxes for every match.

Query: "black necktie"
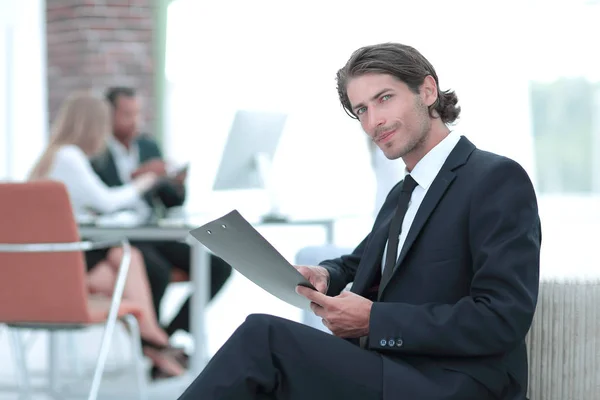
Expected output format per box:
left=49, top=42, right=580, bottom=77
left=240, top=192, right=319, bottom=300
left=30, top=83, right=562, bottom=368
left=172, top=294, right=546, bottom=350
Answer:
left=380, top=174, right=418, bottom=288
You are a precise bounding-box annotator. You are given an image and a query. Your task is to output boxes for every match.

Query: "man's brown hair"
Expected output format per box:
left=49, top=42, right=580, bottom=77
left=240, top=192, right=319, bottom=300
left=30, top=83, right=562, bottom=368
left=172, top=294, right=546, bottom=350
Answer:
left=336, top=43, right=460, bottom=124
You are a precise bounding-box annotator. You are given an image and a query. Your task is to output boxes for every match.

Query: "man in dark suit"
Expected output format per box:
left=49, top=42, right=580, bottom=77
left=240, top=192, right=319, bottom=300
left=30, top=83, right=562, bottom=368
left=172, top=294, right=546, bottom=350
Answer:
left=178, top=43, right=541, bottom=399
left=91, top=87, right=232, bottom=339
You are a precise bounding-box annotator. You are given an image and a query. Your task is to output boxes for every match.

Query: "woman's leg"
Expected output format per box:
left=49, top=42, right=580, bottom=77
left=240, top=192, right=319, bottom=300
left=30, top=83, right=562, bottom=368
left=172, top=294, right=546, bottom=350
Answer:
left=88, top=247, right=185, bottom=377
left=86, top=260, right=117, bottom=294
left=131, top=242, right=172, bottom=321
left=104, top=246, right=170, bottom=346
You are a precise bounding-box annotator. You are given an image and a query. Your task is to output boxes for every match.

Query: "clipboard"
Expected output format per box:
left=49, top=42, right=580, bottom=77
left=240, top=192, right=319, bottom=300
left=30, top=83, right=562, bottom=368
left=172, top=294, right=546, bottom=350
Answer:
left=189, top=210, right=316, bottom=310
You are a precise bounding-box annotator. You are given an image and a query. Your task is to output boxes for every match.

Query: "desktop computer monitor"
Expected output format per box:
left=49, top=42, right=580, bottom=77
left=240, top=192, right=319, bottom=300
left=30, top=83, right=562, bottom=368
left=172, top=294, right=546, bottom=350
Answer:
left=212, top=109, right=288, bottom=222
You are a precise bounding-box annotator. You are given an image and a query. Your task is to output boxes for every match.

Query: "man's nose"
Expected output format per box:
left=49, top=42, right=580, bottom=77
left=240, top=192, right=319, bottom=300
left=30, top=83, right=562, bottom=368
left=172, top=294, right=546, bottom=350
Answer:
left=367, top=108, right=386, bottom=132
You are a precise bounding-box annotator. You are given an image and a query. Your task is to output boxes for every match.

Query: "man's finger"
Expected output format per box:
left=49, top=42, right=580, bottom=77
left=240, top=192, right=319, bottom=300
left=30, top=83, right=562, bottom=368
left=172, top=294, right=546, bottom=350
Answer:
left=294, top=265, right=312, bottom=280
left=315, top=282, right=328, bottom=294
left=310, top=302, right=326, bottom=318
left=296, top=285, right=331, bottom=307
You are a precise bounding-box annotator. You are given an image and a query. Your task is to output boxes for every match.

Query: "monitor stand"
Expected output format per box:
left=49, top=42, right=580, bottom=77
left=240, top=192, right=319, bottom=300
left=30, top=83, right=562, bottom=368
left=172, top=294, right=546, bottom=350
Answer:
left=254, top=152, right=289, bottom=224
left=260, top=212, right=289, bottom=224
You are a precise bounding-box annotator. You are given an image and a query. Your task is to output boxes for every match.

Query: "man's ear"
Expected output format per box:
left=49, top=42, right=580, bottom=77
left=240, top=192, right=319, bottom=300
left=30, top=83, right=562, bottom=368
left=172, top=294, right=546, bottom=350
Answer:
left=420, top=75, right=438, bottom=107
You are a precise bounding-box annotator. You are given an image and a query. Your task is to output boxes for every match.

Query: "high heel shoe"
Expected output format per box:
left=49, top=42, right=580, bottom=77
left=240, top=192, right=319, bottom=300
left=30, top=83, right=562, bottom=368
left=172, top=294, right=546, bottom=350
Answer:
left=142, top=347, right=187, bottom=380
left=140, top=338, right=189, bottom=369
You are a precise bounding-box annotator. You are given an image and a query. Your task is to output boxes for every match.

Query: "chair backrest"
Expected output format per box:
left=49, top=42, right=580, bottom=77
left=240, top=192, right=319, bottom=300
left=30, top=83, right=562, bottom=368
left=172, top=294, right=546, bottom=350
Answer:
left=0, top=181, right=91, bottom=324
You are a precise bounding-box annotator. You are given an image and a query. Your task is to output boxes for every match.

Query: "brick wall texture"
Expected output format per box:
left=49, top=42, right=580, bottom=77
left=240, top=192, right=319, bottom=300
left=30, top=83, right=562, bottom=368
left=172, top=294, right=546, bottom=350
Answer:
left=46, top=1, right=155, bottom=133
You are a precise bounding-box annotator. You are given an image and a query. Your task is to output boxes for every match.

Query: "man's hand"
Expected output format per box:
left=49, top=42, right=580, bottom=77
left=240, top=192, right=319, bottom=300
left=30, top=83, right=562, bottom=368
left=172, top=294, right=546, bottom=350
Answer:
left=296, top=286, right=372, bottom=338
left=131, top=159, right=167, bottom=178
left=132, top=172, right=160, bottom=193
left=294, top=265, right=330, bottom=294
left=173, top=167, right=188, bottom=185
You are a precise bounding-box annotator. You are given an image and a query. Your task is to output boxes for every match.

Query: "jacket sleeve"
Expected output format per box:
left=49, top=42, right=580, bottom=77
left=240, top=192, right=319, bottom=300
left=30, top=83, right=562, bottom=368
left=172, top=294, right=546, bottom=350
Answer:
left=147, top=180, right=186, bottom=209
left=368, top=158, right=541, bottom=357
left=319, top=234, right=370, bottom=296
left=142, top=138, right=187, bottom=208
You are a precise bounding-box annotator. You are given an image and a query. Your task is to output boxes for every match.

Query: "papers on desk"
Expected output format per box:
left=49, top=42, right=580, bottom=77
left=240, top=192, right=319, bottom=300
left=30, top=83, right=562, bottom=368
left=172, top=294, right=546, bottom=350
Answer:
left=189, top=210, right=316, bottom=310
left=95, top=211, right=145, bottom=227
left=77, top=209, right=151, bottom=227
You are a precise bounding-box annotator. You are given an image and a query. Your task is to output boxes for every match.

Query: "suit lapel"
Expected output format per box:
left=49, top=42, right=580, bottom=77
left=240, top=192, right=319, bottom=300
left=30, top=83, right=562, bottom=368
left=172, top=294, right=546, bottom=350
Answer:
left=136, top=138, right=152, bottom=163
left=101, top=150, right=123, bottom=186
left=377, top=136, right=476, bottom=299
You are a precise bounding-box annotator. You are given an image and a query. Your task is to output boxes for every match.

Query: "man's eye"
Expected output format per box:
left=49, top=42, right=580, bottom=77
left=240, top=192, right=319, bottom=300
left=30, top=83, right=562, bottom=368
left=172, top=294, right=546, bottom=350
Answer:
left=381, top=94, right=391, bottom=101
left=356, top=107, right=366, bottom=115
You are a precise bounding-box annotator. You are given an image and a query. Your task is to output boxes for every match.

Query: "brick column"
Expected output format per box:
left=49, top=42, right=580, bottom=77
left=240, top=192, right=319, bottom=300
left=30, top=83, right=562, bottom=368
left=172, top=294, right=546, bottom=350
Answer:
left=46, top=1, right=155, bottom=133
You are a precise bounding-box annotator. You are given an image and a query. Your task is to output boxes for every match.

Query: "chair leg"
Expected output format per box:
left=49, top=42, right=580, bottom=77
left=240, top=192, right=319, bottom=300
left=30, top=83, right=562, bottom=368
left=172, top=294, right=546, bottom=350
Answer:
left=8, top=329, right=32, bottom=399
left=88, top=320, right=121, bottom=400
left=113, top=322, right=130, bottom=367
left=66, top=332, right=85, bottom=377
left=121, top=314, right=148, bottom=400
left=48, top=331, right=61, bottom=395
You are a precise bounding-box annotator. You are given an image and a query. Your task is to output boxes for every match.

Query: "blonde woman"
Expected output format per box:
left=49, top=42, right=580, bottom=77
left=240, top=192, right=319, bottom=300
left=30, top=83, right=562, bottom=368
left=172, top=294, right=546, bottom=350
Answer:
left=29, top=91, right=157, bottom=218
left=29, top=91, right=186, bottom=378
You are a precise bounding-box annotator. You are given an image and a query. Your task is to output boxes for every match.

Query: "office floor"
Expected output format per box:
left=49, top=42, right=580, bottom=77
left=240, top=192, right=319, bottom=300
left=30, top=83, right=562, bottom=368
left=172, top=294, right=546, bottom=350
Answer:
left=0, top=270, right=306, bottom=399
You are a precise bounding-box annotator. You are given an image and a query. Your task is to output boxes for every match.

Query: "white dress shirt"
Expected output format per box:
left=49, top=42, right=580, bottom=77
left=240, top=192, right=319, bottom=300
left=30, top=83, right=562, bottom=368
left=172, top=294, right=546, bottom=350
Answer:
left=108, top=137, right=140, bottom=183
left=371, top=142, right=406, bottom=217
left=47, top=145, right=143, bottom=220
left=381, top=132, right=462, bottom=272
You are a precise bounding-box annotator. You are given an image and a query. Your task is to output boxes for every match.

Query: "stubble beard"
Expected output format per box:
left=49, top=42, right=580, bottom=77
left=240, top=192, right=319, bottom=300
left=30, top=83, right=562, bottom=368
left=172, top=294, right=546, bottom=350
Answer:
left=384, top=103, right=431, bottom=161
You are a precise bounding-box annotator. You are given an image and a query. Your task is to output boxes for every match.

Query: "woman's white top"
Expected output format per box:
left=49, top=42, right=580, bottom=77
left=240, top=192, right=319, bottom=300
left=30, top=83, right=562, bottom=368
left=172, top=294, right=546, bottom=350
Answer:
left=47, top=145, right=145, bottom=220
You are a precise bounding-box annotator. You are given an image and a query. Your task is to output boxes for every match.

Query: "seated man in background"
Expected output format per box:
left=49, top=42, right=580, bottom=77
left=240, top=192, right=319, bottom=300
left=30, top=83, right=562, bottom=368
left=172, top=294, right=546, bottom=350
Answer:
left=91, top=87, right=232, bottom=347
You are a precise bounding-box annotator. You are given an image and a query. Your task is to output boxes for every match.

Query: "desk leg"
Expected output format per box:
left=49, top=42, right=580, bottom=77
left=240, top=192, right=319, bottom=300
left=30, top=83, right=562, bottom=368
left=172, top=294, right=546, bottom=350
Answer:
left=189, top=241, right=210, bottom=375
left=326, top=221, right=335, bottom=245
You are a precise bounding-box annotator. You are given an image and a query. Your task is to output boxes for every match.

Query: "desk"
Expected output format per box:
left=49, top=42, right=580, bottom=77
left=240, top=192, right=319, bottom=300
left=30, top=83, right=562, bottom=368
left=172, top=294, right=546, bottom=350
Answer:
left=79, top=217, right=335, bottom=376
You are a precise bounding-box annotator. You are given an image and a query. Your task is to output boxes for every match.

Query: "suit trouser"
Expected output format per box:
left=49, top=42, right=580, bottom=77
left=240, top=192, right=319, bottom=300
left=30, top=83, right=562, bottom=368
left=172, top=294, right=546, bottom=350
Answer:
left=133, top=240, right=232, bottom=335
left=177, top=314, right=495, bottom=400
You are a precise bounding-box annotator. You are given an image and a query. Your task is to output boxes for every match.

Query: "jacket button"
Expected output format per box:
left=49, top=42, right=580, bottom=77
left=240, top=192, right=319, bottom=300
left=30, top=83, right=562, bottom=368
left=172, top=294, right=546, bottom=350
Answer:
left=379, top=339, right=387, bottom=347
left=396, top=339, right=403, bottom=347
left=388, top=339, right=396, bottom=347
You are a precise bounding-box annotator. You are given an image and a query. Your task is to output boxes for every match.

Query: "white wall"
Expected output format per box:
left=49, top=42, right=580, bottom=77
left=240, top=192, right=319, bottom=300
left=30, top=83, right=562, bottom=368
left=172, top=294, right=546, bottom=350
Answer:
left=0, top=0, right=48, bottom=180
left=163, top=0, right=600, bottom=275
left=164, top=0, right=534, bottom=223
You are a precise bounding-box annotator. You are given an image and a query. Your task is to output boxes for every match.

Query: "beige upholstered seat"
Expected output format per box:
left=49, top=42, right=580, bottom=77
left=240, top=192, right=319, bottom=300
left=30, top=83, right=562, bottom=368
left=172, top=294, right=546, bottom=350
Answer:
left=526, top=275, right=600, bottom=399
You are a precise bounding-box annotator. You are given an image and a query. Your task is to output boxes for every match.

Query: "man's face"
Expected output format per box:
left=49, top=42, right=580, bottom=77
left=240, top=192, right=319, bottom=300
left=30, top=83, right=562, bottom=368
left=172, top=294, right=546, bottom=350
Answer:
left=346, top=73, right=432, bottom=160
left=112, top=95, right=139, bottom=142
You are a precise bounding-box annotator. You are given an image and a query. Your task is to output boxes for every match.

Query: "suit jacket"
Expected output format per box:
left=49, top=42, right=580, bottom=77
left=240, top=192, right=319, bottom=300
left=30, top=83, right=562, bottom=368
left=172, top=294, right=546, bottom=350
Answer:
left=91, top=135, right=186, bottom=209
left=320, top=136, right=541, bottom=399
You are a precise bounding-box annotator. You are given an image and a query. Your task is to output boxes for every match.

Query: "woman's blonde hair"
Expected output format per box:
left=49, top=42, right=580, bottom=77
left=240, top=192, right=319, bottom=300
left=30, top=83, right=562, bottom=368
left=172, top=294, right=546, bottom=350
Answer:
left=29, top=90, right=111, bottom=180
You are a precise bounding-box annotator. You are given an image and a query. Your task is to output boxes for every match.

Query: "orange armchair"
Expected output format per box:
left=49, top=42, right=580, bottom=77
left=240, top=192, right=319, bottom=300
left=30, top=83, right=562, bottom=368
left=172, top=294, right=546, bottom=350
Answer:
left=0, top=181, right=147, bottom=400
